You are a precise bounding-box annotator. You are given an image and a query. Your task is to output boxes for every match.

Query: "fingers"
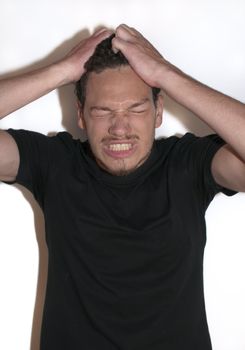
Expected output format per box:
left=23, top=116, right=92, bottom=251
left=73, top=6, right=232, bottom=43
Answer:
left=117, top=24, right=142, bottom=37
left=112, top=24, right=135, bottom=53
left=112, top=36, right=127, bottom=54
left=72, top=28, right=113, bottom=53
left=92, top=28, right=114, bottom=44
left=83, top=28, right=114, bottom=56
left=112, top=23, right=144, bottom=55
left=93, top=27, right=113, bottom=37
left=115, top=24, right=141, bottom=42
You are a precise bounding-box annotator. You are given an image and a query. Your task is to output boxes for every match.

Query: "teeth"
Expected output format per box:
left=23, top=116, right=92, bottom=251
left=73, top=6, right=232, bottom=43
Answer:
left=109, top=143, right=132, bottom=151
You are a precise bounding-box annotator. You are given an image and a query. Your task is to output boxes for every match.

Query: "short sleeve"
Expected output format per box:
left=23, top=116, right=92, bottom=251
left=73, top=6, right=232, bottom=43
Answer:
left=4, top=129, right=53, bottom=206
left=4, top=129, right=75, bottom=208
left=175, top=133, right=237, bottom=207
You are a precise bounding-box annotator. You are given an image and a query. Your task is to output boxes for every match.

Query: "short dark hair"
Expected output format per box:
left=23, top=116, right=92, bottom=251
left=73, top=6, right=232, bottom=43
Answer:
left=75, top=34, right=161, bottom=108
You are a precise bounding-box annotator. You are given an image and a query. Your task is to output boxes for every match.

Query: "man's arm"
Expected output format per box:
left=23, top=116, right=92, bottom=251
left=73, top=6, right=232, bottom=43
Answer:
left=0, top=28, right=112, bottom=181
left=112, top=24, right=245, bottom=192
left=0, top=28, right=112, bottom=119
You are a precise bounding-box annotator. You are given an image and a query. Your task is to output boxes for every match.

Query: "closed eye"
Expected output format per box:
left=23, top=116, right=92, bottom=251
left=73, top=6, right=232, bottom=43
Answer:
left=128, top=99, right=150, bottom=114
left=130, top=109, right=147, bottom=114
left=91, top=111, right=112, bottom=118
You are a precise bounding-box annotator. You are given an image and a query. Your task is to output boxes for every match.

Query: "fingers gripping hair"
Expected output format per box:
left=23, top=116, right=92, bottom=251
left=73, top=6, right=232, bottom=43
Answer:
left=75, top=34, right=160, bottom=109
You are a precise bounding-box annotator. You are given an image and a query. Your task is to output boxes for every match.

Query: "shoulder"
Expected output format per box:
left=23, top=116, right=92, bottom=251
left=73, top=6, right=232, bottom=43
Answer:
left=7, top=128, right=82, bottom=155
left=154, top=132, right=227, bottom=180
left=155, top=132, right=225, bottom=158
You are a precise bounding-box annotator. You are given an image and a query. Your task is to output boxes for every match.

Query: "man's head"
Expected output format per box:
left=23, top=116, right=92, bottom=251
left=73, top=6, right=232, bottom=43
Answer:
left=75, top=34, right=164, bottom=176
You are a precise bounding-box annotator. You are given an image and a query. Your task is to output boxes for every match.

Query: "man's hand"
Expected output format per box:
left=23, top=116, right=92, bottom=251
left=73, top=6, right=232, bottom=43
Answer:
left=112, top=24, right=245, bottom=192
left=0, top=28, right=112, bottom=118
left=112, top=24, right=170, bottom=88
left=60, top=28, right=113, bottom=84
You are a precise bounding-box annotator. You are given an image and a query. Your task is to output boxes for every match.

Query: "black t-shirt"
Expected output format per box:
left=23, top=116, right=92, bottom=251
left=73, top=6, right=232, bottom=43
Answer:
left=6, top=129, right=236, bottom=350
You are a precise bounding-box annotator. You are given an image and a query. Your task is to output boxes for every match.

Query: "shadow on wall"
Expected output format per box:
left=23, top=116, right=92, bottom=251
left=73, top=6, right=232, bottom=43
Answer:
left=2, top=26, right=215, bottom=350
left=1, top=27, right=93, bottom=350
left=163, top=94, right=213, bottom=137
left=14, top=186, right=48, bottom=350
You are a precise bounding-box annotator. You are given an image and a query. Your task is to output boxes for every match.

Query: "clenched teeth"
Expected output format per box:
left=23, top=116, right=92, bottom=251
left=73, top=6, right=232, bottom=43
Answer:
left=109, top=143, right=132, bottom=151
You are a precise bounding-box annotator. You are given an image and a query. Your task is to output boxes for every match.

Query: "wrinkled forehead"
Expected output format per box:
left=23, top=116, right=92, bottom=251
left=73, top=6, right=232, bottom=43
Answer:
left=85, top=66, right=154, bottom=108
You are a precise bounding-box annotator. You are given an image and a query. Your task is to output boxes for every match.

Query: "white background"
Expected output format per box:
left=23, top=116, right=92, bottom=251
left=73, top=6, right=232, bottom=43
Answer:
left=0, top=0, right=244, bottom=349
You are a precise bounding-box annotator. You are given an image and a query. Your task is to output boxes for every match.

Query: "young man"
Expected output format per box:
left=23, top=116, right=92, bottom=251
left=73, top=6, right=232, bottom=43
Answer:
left=0, top=24, right=244, bottom=349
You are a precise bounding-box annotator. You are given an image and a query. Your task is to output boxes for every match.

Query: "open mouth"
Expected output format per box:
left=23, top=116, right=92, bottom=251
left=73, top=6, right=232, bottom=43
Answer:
left=103, top=141, right=137, bottom=158
left=109, top=143, right=132, bottom=151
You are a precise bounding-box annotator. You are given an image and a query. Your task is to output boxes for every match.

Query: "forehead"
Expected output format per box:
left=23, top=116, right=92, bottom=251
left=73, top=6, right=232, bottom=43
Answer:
left=85, top=66, right=153, bottom=108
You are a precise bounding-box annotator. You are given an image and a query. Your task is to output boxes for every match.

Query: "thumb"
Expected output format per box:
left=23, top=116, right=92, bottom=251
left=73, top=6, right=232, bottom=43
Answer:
left=111, top=36, right=132, bottom=56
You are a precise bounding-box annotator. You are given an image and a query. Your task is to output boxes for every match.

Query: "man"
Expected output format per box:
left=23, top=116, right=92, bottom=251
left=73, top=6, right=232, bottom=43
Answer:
left=0, top=24, right=244, bottom=349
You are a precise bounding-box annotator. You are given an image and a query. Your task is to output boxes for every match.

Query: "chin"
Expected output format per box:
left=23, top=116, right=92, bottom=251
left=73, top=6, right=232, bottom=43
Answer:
left=107, top=166, right=136, bottom=177
left=97, top=157, right=139, bottom=176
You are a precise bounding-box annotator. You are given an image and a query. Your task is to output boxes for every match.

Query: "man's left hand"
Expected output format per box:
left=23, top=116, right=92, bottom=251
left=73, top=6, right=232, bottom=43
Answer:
left=112, top=24, right=168, bottom=88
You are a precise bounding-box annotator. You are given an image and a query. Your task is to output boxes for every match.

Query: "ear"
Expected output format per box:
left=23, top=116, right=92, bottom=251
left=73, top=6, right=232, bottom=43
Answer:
left=77, top=100, right=86, bottom=130
left=154, top=93, right=164, bottom=128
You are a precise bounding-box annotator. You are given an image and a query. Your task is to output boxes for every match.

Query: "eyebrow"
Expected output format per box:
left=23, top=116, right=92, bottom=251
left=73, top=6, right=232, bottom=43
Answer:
left=90, top=98, right=150, bottom=112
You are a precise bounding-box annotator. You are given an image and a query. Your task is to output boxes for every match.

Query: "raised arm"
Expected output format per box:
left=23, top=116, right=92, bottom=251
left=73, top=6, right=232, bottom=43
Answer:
left=0, top=28, right=112, bottom=182
left=112, top=24, right=245, bottom=192
left=0, top=28, right=112, bottom=119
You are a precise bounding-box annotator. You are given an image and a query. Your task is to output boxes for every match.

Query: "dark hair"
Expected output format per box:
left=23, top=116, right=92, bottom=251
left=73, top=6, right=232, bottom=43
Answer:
left=75, top=34, right=160, bottom=108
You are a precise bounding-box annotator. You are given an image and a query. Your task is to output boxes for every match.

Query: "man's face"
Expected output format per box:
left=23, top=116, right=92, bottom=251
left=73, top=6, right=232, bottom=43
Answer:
left=78, top=66, right=163, bottom=176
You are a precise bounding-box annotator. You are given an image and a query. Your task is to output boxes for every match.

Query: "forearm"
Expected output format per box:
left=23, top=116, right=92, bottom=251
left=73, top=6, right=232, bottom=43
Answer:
left=0, top=28, right=112, bottom=121
left=0, top=62, right=69, bottom=119
left=159, top=66, right=245, bottom=162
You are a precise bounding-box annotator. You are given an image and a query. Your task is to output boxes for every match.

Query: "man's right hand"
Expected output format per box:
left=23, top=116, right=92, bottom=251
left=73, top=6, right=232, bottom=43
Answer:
left=0, top=28, right=113, bottom=182
left=58, top=28, right=113, bottom=84
left=0, top=28, right=112, bottom=119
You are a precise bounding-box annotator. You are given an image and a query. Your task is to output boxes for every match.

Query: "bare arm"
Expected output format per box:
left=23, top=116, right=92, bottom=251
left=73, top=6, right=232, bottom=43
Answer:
left=0, top=131, right=19, bottom=182
left=155, top=62, right=245, bottom=192
left=0, top=64, right=66, bottom=182
left=0, top=64, right=68, bottom=119
left=0, top=28, right=112, bottom=119
left=113, top=24, right=245, bottom=192
left=0, top=64, right=65, bottom=182
left=0, top=28, right=112, bottom=181
left=0, top=64, right=63, bottom=182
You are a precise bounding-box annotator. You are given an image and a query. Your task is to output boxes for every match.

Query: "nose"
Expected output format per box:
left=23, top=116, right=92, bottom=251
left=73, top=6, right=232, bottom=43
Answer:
left=108, top=113, right=131, bottom=137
